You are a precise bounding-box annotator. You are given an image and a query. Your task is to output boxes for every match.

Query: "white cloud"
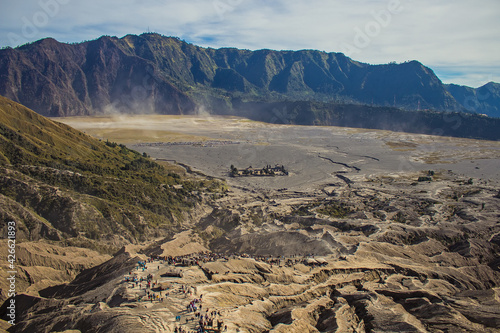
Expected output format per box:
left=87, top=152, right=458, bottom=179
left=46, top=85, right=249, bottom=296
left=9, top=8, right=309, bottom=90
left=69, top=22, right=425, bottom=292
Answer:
left=0, top=0, right=498, bottom=87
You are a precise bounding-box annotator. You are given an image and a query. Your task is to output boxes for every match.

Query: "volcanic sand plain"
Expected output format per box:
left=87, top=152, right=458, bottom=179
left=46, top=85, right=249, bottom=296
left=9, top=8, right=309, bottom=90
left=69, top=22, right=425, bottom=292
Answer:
left=57, top=115, right=500, bottom=189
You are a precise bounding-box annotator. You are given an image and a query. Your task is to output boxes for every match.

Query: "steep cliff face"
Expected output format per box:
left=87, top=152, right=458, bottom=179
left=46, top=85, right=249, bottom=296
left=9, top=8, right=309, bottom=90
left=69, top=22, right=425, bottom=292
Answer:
left=0, top=36, right=196, bottom=116
left=0, top=33, right=470, bottom=117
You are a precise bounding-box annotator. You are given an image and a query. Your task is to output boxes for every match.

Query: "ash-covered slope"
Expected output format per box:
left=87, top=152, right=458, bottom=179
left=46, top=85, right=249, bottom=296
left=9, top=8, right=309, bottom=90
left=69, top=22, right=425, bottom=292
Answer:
left=0, top=33, right=466, bottom=117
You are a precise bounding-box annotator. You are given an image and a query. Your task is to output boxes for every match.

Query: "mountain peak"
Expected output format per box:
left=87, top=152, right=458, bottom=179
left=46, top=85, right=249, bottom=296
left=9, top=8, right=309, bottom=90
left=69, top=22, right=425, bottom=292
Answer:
left=483, top=81, right=500, bottom=90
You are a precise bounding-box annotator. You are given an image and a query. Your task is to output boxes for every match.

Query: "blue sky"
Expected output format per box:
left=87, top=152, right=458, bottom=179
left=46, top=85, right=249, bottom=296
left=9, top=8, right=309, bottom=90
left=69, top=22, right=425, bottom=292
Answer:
left=1, top=0, right=499, bottom=87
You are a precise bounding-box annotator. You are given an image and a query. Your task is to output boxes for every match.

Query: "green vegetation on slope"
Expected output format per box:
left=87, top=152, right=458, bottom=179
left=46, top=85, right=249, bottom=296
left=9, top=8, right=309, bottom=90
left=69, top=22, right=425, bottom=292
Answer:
left=0, top=95, right=225, bottom=252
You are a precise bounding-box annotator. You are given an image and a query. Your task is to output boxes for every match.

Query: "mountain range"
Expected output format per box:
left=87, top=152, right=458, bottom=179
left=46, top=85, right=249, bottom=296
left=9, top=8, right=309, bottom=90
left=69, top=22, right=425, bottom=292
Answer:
left=0, top=33, right=499, bottom=120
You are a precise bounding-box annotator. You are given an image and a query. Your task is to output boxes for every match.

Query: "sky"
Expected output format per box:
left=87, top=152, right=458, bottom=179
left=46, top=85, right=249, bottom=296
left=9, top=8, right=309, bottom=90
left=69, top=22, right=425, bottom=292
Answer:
left=0, top=0, right=499, bottom=88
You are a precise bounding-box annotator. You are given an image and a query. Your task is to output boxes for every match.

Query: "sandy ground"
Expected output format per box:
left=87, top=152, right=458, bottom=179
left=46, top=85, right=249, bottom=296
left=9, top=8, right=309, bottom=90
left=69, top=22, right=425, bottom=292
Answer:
left=56, top=115, right=500, bottom=191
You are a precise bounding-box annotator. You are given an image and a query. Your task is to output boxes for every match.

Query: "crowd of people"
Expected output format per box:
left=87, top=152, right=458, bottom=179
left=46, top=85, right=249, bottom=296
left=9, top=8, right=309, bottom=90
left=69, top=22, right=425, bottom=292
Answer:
left=154, top=251, right=321, bottom=268
left=155, top=252, right=232, bottom=267
left=175, top=307, right=227, bottom=333
left=121, top=251, right=328, bottom=332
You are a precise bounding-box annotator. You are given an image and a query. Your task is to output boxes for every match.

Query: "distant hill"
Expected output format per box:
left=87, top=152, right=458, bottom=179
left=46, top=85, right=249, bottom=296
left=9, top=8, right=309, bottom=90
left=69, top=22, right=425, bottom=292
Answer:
left=0, top=95, right=223, bottom=252
left=445, top=82, right=500, bottom=118
left=0, top=33, right=481, bottom=118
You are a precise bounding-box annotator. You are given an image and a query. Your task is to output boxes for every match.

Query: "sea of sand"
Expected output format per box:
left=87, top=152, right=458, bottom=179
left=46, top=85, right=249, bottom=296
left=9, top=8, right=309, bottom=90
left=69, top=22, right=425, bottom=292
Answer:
left=57, top=115, right=500, bottom=190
